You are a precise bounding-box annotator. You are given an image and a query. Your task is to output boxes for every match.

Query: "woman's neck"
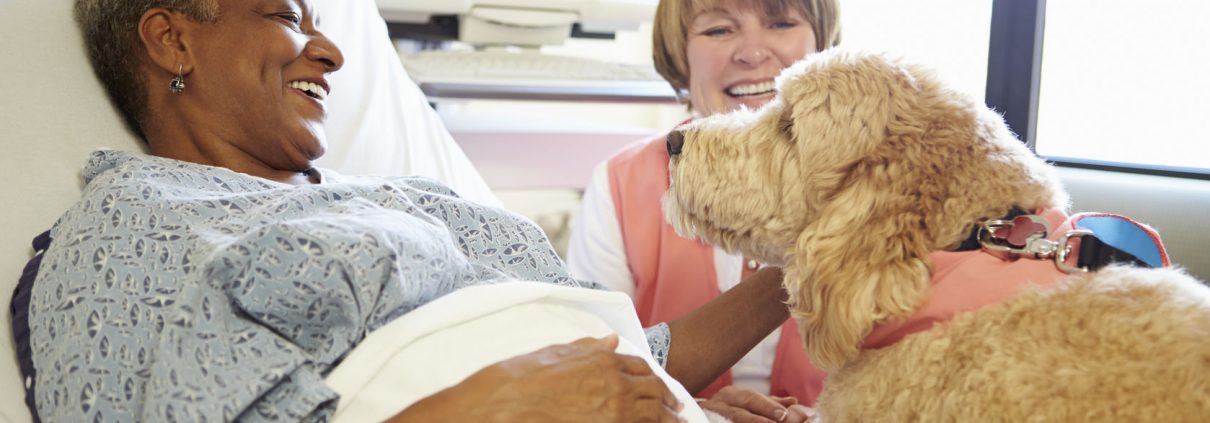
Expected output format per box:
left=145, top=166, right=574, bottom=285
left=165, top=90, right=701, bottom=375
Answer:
left=144, top=130, right=319, bottom=186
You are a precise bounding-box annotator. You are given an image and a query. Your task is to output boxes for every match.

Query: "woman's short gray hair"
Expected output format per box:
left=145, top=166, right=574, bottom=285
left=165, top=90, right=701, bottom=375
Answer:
left=74, top=0, right=218, bottom=140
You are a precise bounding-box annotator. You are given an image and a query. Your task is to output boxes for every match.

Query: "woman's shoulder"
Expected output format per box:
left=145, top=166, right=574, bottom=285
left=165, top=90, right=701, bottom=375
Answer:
left=80, top=149, right=161, bottom=185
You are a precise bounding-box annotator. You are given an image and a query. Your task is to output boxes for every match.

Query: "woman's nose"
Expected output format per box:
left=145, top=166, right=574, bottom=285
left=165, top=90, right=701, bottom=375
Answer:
left=732, top=36, right=772, bottom=66
left=308, top=32, right=345, bottom=73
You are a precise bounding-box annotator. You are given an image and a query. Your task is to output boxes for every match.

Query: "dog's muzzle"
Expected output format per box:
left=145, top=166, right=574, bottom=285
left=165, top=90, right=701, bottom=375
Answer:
left=666, top=130, right=685, bottom=156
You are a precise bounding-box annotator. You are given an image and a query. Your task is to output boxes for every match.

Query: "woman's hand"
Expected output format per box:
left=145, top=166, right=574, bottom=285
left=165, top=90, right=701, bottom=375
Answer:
left=665, top=267, right=791, bottom=393
left=697, top=386, right=816, bottom=423
left=391, top=335, right=685, bottom=423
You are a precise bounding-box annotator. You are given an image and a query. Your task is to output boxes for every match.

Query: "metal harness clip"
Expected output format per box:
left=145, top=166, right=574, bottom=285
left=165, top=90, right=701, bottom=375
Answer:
left=977, top=216, right=1093, bottom=274
left=1054, top=229, right=1094, bottom=274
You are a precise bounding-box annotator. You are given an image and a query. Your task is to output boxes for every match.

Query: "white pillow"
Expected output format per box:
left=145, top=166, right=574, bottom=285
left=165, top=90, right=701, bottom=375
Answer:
left=0, top=1, right=494, bottom=421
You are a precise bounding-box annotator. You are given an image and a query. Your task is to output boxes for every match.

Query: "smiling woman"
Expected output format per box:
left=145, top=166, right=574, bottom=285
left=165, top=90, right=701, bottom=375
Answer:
left=682, top=2, right=818, bottom=115
left=75, top=0, right=343, bottom=186
left=652, top=0, right=840, bottom=115
left=129, top=0, right=343, bottom=185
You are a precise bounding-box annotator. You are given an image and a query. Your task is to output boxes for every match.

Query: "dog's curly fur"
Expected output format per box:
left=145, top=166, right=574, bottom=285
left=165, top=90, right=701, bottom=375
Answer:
left=664, top=49, right=1210, bottom=420
left=815, top=266, right=1210, bottom=421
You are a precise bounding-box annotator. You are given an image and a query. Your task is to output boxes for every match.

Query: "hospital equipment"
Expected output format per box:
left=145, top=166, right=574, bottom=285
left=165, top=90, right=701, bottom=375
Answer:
left=376, top=0, right=658, bottom=47
left=403, top=50, right=663, bottom=82
left=378, top=0, right=675, bottom=102
left=402, top=49, right=676, bottom=102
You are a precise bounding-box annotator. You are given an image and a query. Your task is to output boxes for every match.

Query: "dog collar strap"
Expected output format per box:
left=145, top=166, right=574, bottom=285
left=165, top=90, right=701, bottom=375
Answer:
left=976, top=211, right=1169, bottom=273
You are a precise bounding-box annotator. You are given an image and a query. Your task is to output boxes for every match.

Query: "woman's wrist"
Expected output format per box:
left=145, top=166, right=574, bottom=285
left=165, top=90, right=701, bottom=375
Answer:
left=664, top=266, right=790, bottom=392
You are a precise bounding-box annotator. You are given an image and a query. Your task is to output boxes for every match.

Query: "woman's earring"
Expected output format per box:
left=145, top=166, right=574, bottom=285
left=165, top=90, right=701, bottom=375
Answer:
left=169, top=65, right=186, bottom=94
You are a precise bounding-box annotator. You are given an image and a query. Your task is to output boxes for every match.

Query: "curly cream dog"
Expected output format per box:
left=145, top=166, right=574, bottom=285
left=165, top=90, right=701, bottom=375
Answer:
left=664, top=49, right=1210, bottom=420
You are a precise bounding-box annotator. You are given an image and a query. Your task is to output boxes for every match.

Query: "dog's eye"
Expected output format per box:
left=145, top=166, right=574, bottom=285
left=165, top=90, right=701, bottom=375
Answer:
left=779, top=115, right=795, bottom=139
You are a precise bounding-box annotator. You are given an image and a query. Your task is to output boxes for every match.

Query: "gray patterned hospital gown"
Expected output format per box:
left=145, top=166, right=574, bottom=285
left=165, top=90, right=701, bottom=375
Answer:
left=28, top=150, right=671, bottom=422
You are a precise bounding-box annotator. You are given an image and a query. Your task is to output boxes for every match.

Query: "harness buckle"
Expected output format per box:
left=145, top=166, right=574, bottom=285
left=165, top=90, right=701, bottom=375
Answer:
left=977, top=215, right=1053, bottom=260
left=1023, top=235, right=1060, bottom=260
left=1055, top=229, right=1094, bottom=274
left=978, top=216, right=1092, bottom=274
left=976, top=219, right=1019, bottom=260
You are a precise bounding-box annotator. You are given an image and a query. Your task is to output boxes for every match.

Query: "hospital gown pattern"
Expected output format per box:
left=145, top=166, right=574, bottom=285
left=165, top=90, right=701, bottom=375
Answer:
left=25, top=150, right=658, bottom=422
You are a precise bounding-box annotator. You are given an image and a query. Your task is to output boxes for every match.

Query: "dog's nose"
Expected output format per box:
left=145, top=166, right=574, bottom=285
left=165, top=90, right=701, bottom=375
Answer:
left=667, top=130, right=685, bottom=156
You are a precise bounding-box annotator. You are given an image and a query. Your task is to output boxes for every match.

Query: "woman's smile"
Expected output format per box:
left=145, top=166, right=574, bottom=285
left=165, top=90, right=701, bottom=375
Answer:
left=287, top=79, right=329, bottom=113
left=725, top=78, right=778, bottom=110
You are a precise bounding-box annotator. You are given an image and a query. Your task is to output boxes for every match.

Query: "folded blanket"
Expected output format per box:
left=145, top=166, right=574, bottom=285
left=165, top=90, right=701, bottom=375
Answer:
left=325, top=281, right=707, bottom=422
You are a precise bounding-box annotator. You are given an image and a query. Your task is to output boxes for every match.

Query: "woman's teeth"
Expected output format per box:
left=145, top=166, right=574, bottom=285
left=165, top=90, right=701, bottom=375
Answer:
left=727, top=80, right=776, bottom=97
left=288, top=81, right=328, bottom=101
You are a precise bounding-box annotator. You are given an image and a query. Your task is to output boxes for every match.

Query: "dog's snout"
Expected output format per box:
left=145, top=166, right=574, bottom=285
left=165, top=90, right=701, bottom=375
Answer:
left=667, top=130, right=685, bottom=156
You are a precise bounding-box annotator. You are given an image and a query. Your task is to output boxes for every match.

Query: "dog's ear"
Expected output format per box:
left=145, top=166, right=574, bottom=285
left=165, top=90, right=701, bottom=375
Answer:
left=775, top=51, right=934, bottom=370
left=775, top=51, right=924, bottom=203
left=786, top=176, right=932, bottom=370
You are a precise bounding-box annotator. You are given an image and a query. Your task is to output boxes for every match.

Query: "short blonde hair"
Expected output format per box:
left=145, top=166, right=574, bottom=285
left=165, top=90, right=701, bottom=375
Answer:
left=653, top=0, right=841, bottom=104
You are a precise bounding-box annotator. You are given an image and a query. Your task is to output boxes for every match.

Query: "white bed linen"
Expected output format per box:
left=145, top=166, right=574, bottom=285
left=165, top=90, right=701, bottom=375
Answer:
left=325, top=282, right=707, bottom=423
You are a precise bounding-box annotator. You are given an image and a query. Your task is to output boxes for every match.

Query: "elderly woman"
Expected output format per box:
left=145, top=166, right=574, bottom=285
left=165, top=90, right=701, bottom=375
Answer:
left=14, top=0, right=808, bottom=422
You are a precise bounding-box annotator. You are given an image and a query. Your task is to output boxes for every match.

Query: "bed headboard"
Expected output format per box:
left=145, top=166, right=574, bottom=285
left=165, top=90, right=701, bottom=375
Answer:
left=0, top=1, right=143, bottom=421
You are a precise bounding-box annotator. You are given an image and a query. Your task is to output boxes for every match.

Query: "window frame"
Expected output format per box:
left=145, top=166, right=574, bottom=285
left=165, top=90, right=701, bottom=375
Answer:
left=984, top=0, right=1210, bottom=181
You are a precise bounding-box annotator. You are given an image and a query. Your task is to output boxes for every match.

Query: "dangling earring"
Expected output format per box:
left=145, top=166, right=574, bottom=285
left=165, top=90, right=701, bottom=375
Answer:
left=169, top=65, right=186, bottom=94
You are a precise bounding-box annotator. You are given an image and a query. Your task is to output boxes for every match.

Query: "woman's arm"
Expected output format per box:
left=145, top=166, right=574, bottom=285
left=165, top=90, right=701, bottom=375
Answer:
left=664, top=267, right=791, bottom=394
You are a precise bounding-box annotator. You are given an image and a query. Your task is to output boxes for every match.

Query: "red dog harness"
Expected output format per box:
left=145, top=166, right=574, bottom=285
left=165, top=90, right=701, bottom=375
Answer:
left=863, top=209, right=1170, bottom=350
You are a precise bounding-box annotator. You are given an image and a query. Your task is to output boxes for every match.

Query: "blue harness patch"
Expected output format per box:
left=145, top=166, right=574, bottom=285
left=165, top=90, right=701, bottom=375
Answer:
left=1071, top=213, right=1170, bottom=269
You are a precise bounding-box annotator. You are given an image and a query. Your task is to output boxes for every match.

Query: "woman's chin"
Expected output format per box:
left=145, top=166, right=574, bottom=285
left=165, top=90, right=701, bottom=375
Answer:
left=285, top=129, right=327, bottom=163
left=302, top=138, right=327, bottom=161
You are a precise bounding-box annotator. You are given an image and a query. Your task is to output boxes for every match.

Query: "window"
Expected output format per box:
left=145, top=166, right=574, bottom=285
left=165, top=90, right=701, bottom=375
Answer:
left=988, top=0, right=1209, bottom=176
left=840, top=0, right=994, bottom=102
left=1034, top=0, right=1210, bottom=172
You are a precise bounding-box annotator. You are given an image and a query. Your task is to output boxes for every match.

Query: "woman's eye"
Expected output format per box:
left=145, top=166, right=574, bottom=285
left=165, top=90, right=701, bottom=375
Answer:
left=278, top=13, right=302, bottom=25
left=771, top=20, right=798, bottom=30
left=702, top=27, right=733, bottom=37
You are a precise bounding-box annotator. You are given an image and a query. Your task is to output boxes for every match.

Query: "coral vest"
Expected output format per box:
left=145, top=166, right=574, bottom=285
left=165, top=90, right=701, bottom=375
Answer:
left=606, top=134, right=827, bottom=403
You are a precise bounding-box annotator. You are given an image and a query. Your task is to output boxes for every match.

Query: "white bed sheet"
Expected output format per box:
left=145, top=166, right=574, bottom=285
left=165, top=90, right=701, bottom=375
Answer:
left=326, top=282, right=707, bottom=423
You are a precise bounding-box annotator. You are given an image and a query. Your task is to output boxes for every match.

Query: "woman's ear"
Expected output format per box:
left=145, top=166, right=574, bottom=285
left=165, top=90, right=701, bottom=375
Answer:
left=138, top=8, right=196, bottom=76
left=785, top=176, right=932, bottom=371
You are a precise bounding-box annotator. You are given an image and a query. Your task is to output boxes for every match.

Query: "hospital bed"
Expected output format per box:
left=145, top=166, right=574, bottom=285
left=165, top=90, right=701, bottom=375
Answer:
left=0, top=1, right=706, bottom=421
